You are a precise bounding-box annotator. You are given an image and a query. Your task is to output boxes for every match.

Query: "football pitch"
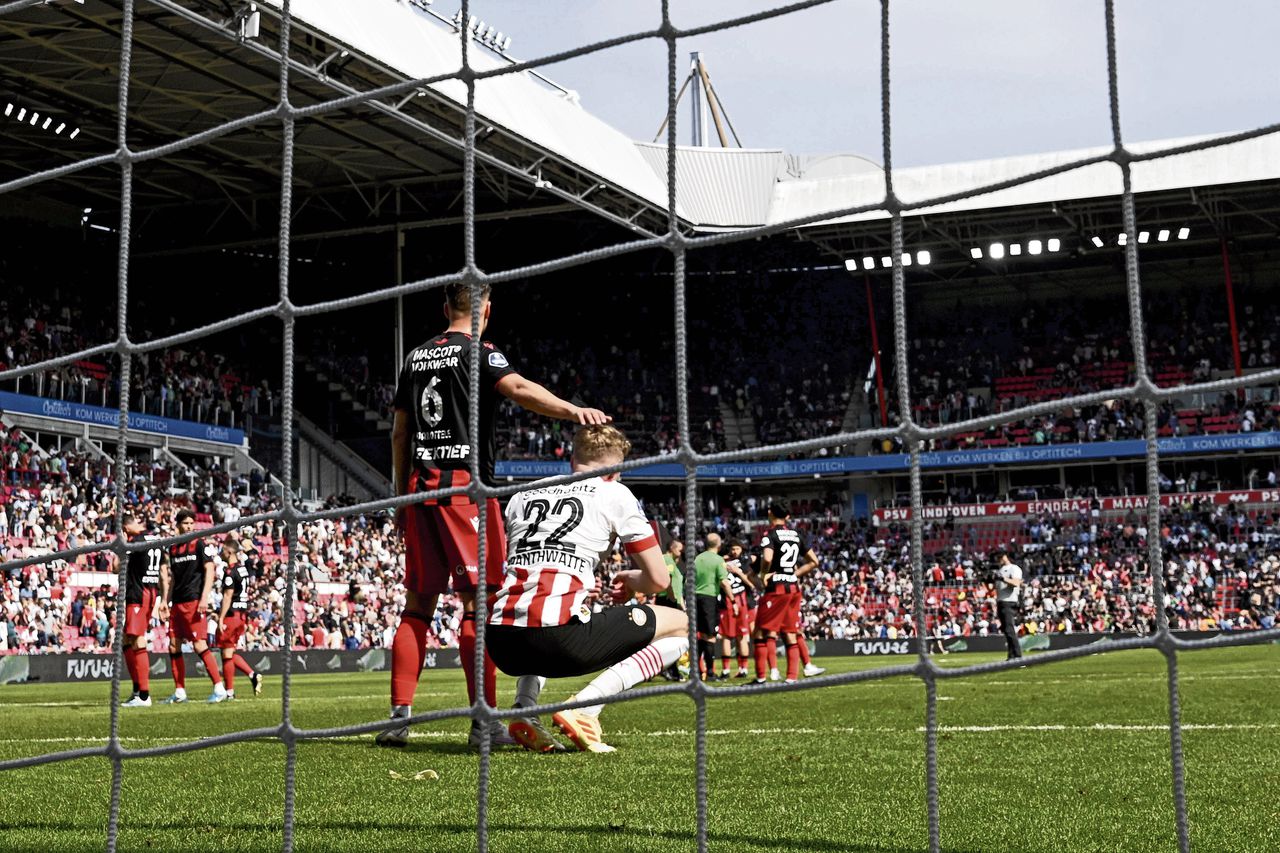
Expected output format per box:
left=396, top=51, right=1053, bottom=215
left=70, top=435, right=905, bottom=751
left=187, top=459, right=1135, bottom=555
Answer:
left=1, top=645, right=1277, bottom=853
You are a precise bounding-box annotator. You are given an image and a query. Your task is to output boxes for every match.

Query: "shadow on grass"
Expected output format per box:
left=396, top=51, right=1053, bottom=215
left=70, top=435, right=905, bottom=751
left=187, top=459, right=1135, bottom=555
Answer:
left=0, top=818, right=975, bottom=852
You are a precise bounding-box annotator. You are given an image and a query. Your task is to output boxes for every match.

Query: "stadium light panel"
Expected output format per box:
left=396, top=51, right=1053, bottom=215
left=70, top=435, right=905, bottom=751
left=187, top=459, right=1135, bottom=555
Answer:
left=1027, top=239, right=1043, bottom=255
left=41, top=117, right=51, bottom=130
left=1157, top=229, right=1170, bottom=242
left=989, top=243, right=1005, bottom=260
left=1118, top=232, right=1128, bottom=245
left=844, top=259, right=858, bottom=272
left=1138, top=231, right=1150, bottom=243
left=901, top=253, right=912, bottom=267
left=880, top=256, right=891, bottom=268
left=916, top=250, right=931, bottom=265
left=55, top=122, right=65, bottom=134
left=1047, top=238, right=1061, bottom=252
left=16, top=108, right=25, bottom=121
left=1009, top=243, right=1022, bottom=256
left=970, top=247, right=982, bottom=259
left=1177, top=227, right=1190, bottom=240
left=29, top=112, right=39, bottom=126
left=4, top=103, right=11, bottom=116
left=69, top=128, right=80, bottom=139
left=1090, top=236, right=1104, bottom=248
left=862, top=256, right=874, bottom=270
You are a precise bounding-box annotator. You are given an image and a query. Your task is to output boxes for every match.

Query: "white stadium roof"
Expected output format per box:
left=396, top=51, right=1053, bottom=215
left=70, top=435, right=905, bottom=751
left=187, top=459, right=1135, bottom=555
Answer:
left=272, top=0, right=1279, bottom=234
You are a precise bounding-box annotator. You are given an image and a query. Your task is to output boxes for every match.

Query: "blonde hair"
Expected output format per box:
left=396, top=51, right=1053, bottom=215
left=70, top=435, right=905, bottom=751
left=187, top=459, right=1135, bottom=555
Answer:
left=572, top=424, right=632, bottom=464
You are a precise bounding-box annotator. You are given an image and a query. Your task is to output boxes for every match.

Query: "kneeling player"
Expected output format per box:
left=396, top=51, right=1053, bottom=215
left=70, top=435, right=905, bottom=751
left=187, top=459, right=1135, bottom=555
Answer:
left=487, top=425, right=689, bottom=753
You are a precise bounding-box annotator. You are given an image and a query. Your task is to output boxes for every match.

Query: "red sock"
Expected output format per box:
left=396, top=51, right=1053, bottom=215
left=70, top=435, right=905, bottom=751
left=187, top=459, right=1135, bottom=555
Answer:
left=199, top=649, right=223, bottom=686
left=391, top=611, right=430, bottom=707
left=123, top=647, right=138, bottom=690
left=786, top=642, right=800, bottom=681
left=766, top=638, right=777, bottom=669
left=170, top=653, right=186, bottom=690
left=136, top=649, right=150, bottom=694
left=233, top=654, right=254, bottom=676
left=223, top=658, right=236, bottom=692
left=754, top=639, right=770, bottom=680
left=721, top=656, right=732, bottom=672
left=798, top=638, right=811, bottom=666
left=737, top=655, right=749, bottom=672
left=458, top=613, right=497, bottom=707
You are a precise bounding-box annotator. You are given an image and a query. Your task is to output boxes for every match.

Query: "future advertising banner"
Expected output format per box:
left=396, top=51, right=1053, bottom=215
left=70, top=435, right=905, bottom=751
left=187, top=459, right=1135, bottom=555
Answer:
left=495, top=431, right=1280, bottom=481
left=0, top=647, right=462, bottom=685
left=0, top=391, right=246, bottom=446
left=871, top=488, right=1280, bottom=523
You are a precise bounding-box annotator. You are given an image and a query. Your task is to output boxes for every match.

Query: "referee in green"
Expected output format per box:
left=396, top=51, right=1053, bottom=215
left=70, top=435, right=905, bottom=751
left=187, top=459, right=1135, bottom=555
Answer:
left=694, top=533, right=736, bottom=680
left=655, top=538, right=685, bottom=680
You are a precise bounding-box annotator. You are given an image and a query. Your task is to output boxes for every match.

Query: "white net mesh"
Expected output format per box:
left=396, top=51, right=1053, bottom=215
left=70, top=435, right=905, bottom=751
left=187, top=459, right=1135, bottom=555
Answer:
left=1, top=2, right=1279, bottom=852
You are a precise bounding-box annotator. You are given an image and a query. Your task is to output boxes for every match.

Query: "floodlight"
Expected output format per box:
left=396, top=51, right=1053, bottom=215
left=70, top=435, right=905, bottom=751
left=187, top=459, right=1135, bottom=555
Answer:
left=69, top=128, right=80, bottom=139
left=41, top=117, right=51, bottom=130
left=916, top=250, right=931, bottom=265
left=1118, top=232, right=1127, bottom=245
left=500, top=36, right=512, bottom=51
left=989, top=242, right=1005, bottom=260
left=3, top=103, right=11, bottom=116
left=844, top=259, right=858, bottom=272
left=1138, top=231, right=1150, bottom=244
left=880, top=256, right=891, bottom=268
left=1047, top=238, right=1061, bottom=252
left=1028, top=239, right=1043, bottom=255
left=1091, top=236, right=1104, bottom=248
left=29, top=112, right=39, bottom=126
left=16, top=108, right=25, bottom=121
left=862, top=257, right=875, bottom=270
left=901, top=253, right=912, bottom=267
left=1177, top=227, right=1190, bottom=240
left=1155, top=229, right=1168, bottom=242
left=1009, top=243, right=1022, bottom=256
left=55, top=123, right=65, bottom=134
left=970, top=247, right=983, bottom=259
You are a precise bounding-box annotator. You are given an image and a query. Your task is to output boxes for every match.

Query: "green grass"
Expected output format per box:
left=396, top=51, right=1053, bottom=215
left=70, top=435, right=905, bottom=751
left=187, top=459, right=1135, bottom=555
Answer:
left=1, top=645, right=1278, bottom=852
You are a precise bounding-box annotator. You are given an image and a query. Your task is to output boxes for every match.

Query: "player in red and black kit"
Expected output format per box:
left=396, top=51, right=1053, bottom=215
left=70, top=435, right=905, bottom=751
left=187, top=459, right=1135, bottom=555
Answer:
left=159, top=509, right=226, bottom=704
left=751, top=503, right=818, bottom=684
left=378, top=280, right=610, bottom=748
left=720, top=541, right=756, bottom=678
left=215, top=538, right=262, bottom=699
left=121, top=512, right=165, bottom=707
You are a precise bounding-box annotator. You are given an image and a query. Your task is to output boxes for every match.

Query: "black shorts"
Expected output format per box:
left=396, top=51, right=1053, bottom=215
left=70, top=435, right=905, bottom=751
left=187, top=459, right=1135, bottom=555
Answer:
left=653, top=595, right=683, bottom=611
left=487, top=605, right=658, bottom=678
left=695, top=595, right=719, bottom=636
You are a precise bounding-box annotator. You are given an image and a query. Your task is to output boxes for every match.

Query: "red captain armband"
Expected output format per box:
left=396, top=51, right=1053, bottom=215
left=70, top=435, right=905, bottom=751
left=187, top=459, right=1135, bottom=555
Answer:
left=624, top=535, right=658, bottom=555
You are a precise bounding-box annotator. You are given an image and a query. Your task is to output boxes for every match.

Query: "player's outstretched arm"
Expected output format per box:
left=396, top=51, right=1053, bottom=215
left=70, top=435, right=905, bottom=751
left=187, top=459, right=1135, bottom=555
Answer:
left=495, top=374, right=610, bottom=424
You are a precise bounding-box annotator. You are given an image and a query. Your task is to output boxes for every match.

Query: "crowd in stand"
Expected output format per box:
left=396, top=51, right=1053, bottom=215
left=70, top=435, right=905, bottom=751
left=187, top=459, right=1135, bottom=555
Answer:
left=5, top=432, right=1277, bottom=654
left=1, top=282, right=280, bottom=430
left=876, top=292, right=1280, bottom=453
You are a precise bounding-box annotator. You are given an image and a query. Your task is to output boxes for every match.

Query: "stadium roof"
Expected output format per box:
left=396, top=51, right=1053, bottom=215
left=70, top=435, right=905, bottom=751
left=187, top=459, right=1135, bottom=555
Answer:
left=1, top=0, right=1276, bottom=263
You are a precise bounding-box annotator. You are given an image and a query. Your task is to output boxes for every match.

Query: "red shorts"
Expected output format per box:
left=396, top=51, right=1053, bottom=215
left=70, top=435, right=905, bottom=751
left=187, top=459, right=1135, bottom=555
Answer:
left=718, top=592, right=750, bottom=638
left=169, top=600, right=206, bottom=643
left=402, top=494, right=507, bottom=596
left=123, top=588, right=157, bottom=637
left=754, top=590, right=801, bottom=634
left=218, top=611, right=246, bottom=649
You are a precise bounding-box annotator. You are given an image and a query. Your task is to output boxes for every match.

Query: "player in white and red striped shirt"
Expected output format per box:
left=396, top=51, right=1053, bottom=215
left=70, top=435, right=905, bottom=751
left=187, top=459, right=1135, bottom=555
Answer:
left=486, top=425, right=689, bottom=753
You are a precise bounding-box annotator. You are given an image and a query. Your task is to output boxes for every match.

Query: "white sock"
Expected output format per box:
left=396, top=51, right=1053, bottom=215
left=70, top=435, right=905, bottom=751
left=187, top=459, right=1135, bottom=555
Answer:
left=514, top=675, right=545, bottom=709
left=574, top=636, right=688, bottom=717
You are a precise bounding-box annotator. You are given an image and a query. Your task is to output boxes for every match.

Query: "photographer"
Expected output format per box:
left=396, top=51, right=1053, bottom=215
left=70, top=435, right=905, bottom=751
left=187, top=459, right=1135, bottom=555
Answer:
left=994, top=551, right=1024, bottom=661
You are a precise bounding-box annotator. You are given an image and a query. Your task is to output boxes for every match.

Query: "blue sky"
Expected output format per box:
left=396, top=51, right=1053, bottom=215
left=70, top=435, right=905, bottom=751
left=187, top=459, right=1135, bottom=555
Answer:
left=466, top=0, right=1279, bottom=165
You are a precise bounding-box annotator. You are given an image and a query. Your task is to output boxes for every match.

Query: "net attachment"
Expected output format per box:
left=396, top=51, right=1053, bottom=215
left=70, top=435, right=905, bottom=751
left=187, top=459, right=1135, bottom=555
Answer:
left=0, top=2, right=1278, bottom=852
